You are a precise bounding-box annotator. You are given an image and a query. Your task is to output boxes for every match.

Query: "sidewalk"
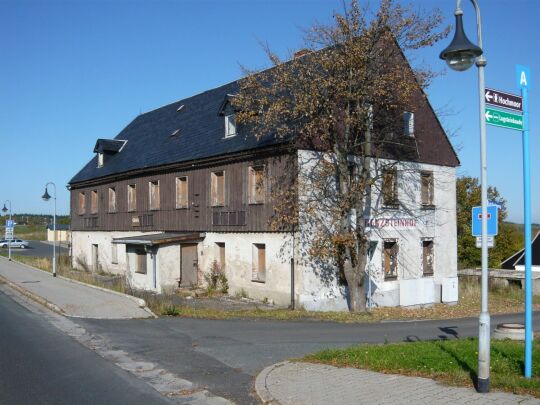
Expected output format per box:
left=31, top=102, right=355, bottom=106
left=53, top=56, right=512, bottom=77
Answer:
left=0, top=257, right=153, bottom=319
left=256, top=362, right=540, bottom=405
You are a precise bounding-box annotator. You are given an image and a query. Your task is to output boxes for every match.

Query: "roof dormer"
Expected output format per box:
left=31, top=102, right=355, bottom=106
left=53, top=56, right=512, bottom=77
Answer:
left=93, top=139, right=127, bottom=168
left=218, top=94, right=238, bottom=139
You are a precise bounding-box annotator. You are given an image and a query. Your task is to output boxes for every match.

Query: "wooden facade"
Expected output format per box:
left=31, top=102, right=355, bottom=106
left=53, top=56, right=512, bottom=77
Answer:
left=70, top=151, right=293, bottom=233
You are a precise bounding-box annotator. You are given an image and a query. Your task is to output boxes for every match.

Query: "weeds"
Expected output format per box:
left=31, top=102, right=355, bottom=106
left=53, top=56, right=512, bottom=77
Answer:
left=204, top=261, right=229, bottom=294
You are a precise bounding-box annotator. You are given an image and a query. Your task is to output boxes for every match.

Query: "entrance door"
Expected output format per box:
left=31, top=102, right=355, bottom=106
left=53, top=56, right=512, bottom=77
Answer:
left=180, top=243, right=198, bottom=287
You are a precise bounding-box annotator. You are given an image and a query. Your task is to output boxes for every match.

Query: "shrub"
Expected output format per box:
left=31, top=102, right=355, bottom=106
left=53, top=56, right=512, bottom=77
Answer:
left=204, top=261, right=229, bottom=294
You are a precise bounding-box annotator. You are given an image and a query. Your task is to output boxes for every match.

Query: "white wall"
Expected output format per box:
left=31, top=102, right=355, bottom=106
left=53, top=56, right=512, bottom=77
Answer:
left=296, top=150, right=458, bottom=310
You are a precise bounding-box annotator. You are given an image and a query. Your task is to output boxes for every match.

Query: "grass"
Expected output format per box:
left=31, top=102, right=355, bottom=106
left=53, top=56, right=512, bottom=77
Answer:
left=2, top=253, right=539, bottom=323
left=303, top=338, right=540, bottom=397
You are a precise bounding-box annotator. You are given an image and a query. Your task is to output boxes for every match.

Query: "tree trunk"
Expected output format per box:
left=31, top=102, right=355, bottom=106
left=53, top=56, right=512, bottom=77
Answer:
left=344, top=259, right=366, bottom=312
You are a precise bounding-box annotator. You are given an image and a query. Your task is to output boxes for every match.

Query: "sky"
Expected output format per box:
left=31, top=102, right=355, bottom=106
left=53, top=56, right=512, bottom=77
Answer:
left=0, top=0, right=538, bottom=223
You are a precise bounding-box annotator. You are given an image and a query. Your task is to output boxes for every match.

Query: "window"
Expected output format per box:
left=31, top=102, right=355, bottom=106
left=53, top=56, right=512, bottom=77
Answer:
left=421, top=171, right=434, bottom=207
left=176, top=176, right=189, bottom=209
left=225, top=114, right=236, bottom=138
left=108, top=187, right=116, bottom=213
left=78, top=192, right=86, bottom=215
left=382, top=169, right=398, bottom=207
left=248, top=166, right=265, bottom=204
left=97, top=152, right=104, bottom=168
left=252, top=243, right=266, bottom=282
left=128, top=184, right=137, bottom=212
left=111, top=243, right=118, bottom=264
left=422, top=239, right=434, bottom=276
left=134, top=248, right=147, bottom=274
left=216, top=242, right=225, bottom=270
left=383, top=240, right=398, bottom=280
left=403, top=111, right=414, bottom=137
left=149, top=180, right=160, bottom=210
left=90, top=190, right=99, bottom=214
left=211, top=171, right=225, bottom=206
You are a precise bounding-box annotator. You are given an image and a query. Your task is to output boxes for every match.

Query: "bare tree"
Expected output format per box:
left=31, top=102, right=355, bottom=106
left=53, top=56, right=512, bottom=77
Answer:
left=235, top=0, right=450, bottom=312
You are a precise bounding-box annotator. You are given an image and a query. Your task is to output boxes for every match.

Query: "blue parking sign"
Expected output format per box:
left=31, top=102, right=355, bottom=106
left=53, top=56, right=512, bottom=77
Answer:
left=472, top=205, right=498, bottom=236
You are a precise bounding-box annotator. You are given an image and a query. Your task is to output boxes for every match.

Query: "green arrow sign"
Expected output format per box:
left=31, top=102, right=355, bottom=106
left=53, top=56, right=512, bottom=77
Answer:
left=485, top=107, right=523, bottom=131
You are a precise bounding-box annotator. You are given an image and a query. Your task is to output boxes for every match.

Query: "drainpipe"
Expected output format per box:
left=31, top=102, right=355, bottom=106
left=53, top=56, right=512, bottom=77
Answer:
left=152, top=248, right=157, bottom=290
left=291, top=225, right=296, bottom=310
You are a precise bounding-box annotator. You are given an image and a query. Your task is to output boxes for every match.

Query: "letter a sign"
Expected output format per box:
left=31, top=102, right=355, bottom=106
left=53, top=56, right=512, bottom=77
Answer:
left=516, top=64, right=531, bottom=89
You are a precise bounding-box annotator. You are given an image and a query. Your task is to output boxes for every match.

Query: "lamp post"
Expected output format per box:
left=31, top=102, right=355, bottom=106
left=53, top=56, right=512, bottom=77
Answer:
left=440, top=0, right=490, bottom=393
left=2, top=200, right=12, bottom=261
left=42, top=182, right=57, bottom=277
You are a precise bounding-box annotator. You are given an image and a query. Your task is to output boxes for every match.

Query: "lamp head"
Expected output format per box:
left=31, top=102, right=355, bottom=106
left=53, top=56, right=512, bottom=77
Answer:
left=439, top=12, right=483, bottom=72
left=1, top=204, right=7, bottom=213
left=42, top=188, right=51, bottom=201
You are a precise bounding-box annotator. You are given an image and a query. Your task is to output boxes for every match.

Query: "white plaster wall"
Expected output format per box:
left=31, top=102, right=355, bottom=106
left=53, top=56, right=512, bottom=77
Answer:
left=200, top=232, right=293, bottom=306
left=297, top=150, right=458, bottom=310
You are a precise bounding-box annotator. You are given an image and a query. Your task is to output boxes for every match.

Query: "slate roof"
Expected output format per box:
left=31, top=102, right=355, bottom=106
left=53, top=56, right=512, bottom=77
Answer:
left=501, top=231, right=540, bottom=269
left=46, top=224, right=70, bottom=231
left=69, top=81, right=283, bottom=185
left=94, top=139, right=126, bottom=153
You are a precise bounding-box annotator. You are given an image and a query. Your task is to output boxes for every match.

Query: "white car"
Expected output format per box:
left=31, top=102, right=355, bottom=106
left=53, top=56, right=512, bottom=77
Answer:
left=0, top=239, right=29, bottom=249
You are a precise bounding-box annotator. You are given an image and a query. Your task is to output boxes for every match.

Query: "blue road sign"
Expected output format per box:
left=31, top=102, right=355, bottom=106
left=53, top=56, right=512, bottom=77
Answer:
left=516, top=65, right=531, bottom=89
left=6, top=219, right=14, bottom=229
left=472, top=205, right=498, bottom=237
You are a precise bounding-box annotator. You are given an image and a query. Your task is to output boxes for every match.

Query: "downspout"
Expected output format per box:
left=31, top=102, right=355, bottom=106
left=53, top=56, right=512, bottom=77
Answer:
left=291, top=224, right=296, bottom=310
left=152, top=248, right=157, bottom=290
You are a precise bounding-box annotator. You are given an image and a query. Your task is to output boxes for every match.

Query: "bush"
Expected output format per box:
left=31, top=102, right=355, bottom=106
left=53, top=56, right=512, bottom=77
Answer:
left=204, top=261, right=229, bottom=294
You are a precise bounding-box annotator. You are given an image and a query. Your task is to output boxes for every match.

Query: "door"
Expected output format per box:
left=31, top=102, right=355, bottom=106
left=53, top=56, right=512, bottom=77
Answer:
left=180, top=243, right=198, bottom=287
left=92, top=244, right=99, bottom=272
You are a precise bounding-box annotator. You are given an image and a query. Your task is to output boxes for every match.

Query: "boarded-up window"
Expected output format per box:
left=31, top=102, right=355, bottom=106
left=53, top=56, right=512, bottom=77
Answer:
left=248, top=166, right=265, bottom=204
left=404, top=111, right=414, bottom=137
left=422, top=240, right=434, bottom=276
left=211, top=171, right=225, bottom=206
left=382, top=169, right=398, bottom=207
left=252, top=243, right=266, bottom=282
left=149, top=180, right=160, bottom=210
left=128, top=184, right=136, bottom=212
left=111, top=243, right=118, bottom=264
left=108, top=187, right=116, bottom=213
left=383, top=240, right=398, bottom=280
left=90, top=190, right=98, bottom=214
left=176, top=176, right=188, bottom=208
left=78, top=192, right=86, bottom=215
left=421, top=171, right=434, bottom=206
left=135, top=248, right=147, bottom=274
left=216, top=242, right=225, bottom=270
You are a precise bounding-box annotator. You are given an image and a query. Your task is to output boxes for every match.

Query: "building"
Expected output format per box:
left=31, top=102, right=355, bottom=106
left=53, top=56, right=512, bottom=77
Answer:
left=46, top=224, right=70, bottom=243
left=501, top=232, right=540, bottom=271
left=69, top=51, right=459, bottom=310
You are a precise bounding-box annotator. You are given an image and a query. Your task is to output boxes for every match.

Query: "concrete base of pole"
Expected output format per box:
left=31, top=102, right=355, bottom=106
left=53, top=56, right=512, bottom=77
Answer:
left=477, top=377, right=490, bottom=393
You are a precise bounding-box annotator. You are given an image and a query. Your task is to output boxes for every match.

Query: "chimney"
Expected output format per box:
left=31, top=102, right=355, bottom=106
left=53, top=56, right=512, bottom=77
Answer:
left=294, top=49, right=310, bottom=59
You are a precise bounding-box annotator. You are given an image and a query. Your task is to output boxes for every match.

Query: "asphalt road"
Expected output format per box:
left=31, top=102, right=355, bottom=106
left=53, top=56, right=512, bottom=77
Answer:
left=0, top=290, right=172, bottom=405
left=77, top=311, right=540, bottom=405
left=0, top=240, right=68, bottom=258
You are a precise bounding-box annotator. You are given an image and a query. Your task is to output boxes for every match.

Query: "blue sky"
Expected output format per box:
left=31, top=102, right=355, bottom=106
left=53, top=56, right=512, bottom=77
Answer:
left=0, top=0, right=538, bottom=223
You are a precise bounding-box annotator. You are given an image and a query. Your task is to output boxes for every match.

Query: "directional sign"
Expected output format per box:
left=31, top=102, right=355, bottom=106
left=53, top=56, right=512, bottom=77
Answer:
left=485, top=88, right=522, bottom=112
left=472, top=205, right=498, bottom=237
left=6, top=219, right=14, bottom=229
left=485, top=107, right=523, bottom=131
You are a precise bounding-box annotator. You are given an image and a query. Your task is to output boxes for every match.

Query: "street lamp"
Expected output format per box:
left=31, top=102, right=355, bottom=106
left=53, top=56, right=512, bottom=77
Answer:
left=2, top=200, right=12, bottom=261
left=42, top=182, right=57, bottom=277
left=440, top=0, right=490, bottom=393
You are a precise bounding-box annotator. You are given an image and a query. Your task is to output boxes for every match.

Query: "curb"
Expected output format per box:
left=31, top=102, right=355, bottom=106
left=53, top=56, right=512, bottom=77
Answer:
left=255, top=361, right=289, bottom=404
left=0, top=273, right=65, bottom=316
left=0, top=256, right=157, bottom=318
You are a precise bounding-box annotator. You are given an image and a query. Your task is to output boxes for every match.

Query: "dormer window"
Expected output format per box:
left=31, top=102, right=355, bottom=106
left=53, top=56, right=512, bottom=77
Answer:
left=93, top=139, right=127, bottom=168
left=97, top=153, right=104, bottom=168
left=225, top=114, right=236, bottom=138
